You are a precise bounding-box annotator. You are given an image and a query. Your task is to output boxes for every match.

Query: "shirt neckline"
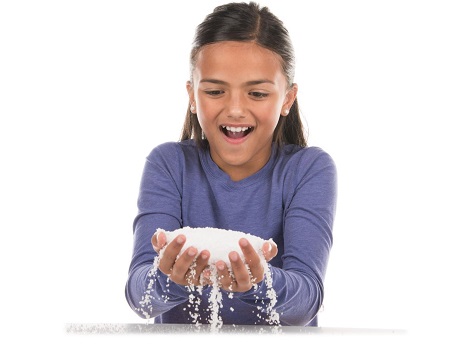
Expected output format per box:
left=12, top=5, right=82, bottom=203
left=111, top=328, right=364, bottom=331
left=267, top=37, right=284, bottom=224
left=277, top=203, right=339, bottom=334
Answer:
left=199, top=144, right=278, bottom=190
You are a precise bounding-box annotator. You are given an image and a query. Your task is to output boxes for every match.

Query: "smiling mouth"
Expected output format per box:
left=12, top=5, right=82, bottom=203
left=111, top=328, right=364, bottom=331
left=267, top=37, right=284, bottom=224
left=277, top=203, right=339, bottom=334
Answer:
left=221, top=125, right=254, bottom=139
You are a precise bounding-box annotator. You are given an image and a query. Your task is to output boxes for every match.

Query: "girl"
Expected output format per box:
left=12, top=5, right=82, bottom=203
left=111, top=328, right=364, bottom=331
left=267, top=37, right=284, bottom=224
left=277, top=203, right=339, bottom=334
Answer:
left=125, top=2, right=337, bottom=327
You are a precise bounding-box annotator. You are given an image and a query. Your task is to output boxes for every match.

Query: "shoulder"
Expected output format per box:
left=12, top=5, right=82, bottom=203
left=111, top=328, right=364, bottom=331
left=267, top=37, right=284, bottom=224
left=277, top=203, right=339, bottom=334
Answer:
left=142, top=140, right=203, bottom=178
left=146, top=140, right=199, bottom=163
left=276, top=146, right=337, bottom=207
left=277, top=145, right=336, bottom=173
left=274, top=145, right=337, bottom=192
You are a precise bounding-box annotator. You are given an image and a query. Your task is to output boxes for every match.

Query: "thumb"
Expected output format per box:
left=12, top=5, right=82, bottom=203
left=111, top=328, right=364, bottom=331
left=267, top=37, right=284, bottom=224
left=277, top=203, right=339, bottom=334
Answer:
left=262, top=240, right=278, bottom=261
left=152, top=230, right=167, bottom=252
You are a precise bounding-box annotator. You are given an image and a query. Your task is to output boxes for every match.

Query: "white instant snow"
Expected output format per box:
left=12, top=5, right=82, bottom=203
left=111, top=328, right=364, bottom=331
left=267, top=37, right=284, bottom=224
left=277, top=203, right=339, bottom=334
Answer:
left=157, top=226, right=275, bottom=266
left=139, top=227, right=280, bottom=330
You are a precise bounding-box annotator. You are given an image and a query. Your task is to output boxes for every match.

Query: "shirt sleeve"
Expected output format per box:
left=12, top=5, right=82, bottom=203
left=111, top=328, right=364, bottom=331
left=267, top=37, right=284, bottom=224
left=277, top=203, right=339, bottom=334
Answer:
left=237, top=149, right=337, bottom=326
left=125, top=144, right=191, bottom=319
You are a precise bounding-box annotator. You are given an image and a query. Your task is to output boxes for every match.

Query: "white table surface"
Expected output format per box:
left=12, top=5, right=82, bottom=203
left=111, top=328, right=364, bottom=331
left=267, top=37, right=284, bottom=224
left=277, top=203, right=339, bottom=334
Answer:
left=65, top=323, right=406, bottom=336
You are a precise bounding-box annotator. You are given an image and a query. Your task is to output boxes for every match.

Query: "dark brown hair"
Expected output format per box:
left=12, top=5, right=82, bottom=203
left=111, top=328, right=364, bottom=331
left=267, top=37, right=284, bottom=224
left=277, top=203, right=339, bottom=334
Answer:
left=180, top=2, right=307, bottom=148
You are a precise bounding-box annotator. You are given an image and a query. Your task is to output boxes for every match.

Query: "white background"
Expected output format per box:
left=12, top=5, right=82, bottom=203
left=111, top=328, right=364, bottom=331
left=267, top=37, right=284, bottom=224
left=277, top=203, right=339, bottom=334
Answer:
left=1, top=0, right=459, bottom=344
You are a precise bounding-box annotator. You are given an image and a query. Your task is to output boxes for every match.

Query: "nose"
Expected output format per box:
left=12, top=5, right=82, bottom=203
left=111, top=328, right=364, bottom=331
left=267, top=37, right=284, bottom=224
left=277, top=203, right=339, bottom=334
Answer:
left=227, top=92, right=246, bottom=119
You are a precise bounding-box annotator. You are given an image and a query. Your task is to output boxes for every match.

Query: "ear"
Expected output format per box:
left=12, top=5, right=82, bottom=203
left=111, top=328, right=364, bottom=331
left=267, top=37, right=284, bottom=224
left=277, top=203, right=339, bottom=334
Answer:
left=186, top=81, right=196, bottom=113
left=281, top=83, right=298, bottom=116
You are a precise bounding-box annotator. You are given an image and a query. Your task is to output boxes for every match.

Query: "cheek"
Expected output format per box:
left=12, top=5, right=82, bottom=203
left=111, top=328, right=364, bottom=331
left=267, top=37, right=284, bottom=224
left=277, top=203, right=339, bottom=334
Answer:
left=195, top=95, right=214, bottom=114
left=257, top=103, right=282, bottom=125
left=262, top=110, right=283, bottom=134
left=196, top=105, right=215, bottom=130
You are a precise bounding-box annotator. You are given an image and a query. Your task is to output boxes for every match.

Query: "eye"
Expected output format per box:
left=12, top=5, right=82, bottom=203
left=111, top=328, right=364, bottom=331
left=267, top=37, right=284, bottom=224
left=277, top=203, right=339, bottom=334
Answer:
left=249, top=91, right=269, bottom=99
left=204, top=90, right=224, bottom=96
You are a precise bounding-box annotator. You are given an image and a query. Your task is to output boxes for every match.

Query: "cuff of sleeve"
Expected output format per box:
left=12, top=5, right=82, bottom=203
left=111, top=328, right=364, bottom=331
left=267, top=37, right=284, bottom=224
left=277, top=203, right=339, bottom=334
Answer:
left=154, top=268, right=191, bottom=299
left=230, top=264, right=271, bottom=299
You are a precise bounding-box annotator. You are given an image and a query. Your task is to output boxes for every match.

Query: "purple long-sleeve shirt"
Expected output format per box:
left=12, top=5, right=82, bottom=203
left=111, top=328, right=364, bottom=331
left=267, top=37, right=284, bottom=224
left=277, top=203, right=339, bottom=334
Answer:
left=125, top=140, right=337, bottom=326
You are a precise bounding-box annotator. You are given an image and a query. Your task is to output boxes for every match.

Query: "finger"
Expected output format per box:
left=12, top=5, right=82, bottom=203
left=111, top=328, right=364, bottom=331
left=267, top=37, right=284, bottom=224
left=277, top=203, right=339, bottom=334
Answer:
left=151, top=231, right=167, bottom=252
left=215, top=260, right=232, bottom=288
left=262, top=240, right=278, bottom=261
left=158, top=234, right=186, bottom=274
left=193, top=250, right=210, bottom=280
left=228, top=251, right=253, bottom=291
left=239, top=238, right=264, bottom=283
left=239, top=238, right=258, bottom=264
left=170, top=246, right=198, bottom=284
left=200, top=268, right=213, bottom=286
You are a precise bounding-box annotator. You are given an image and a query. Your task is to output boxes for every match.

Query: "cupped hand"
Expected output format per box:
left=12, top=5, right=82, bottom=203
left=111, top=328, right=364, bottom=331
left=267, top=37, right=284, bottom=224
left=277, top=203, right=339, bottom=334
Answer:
left=216, top=238, right=278, bottom=293
left=151, top=231, right=210, bottom=286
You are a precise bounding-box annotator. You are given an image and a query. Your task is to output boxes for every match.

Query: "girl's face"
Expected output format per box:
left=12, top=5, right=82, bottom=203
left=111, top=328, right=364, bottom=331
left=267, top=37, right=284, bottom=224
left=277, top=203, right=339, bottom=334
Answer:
left=187, top=41, right=297, bottom=181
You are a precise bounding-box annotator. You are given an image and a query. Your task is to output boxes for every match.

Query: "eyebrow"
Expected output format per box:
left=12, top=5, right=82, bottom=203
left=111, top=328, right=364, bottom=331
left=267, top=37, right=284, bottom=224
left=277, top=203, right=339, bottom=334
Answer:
left=199, top=78, right=275, bottom=86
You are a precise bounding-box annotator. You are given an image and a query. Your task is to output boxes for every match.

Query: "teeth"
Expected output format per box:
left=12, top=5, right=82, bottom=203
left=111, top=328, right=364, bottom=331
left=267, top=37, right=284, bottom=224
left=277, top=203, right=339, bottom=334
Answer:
left=222, top=126, right=251, bottom=133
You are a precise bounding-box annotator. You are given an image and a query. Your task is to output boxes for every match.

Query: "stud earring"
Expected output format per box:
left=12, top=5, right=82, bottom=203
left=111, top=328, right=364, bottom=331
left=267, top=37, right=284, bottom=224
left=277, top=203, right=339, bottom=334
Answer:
left=190, top=104, right=195, bottom=112
left=283, top=109, right=289, bottom=115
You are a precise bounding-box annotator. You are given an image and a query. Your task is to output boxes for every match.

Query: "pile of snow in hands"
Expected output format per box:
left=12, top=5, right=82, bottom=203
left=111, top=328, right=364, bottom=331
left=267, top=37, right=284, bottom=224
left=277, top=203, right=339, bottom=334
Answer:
left=138, top=227, right=280, bottom=330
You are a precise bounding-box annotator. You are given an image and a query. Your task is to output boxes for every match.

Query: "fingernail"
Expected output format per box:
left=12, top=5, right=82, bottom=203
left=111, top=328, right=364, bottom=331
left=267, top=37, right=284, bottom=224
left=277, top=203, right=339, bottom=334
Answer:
left=176, top=235, right=185, bottom=244
left=240, top=238, right=248, bottom=247
left=217, top=263, right=225, bottom=271
left=188, top=247, right=197, bottom=256
left=201, top=252, right=208, bottom=260
left=230, top=252, right=239, bottom=262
